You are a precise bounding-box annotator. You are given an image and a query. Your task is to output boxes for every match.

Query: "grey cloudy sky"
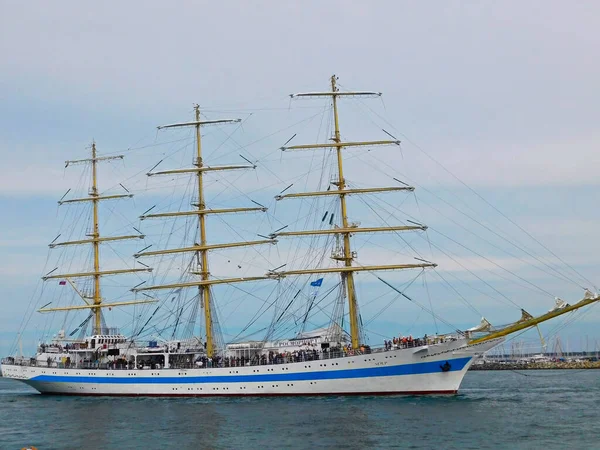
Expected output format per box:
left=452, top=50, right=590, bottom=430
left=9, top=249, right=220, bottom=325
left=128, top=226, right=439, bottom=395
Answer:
left=1, top=1, right=599, bottom=353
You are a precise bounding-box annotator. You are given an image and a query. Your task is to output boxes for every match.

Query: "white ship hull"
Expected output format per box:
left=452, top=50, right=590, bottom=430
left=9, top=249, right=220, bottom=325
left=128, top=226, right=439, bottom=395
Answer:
left=1, top=339, right=500, bottom=396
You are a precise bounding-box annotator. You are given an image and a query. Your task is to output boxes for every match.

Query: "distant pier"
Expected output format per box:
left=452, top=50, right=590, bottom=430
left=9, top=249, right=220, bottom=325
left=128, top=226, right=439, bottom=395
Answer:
left=470, top=360, right=600, bottom=370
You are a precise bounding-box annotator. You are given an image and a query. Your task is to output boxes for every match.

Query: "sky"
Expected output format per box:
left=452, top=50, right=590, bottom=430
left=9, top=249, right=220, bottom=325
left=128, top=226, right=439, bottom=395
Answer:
left=1, top=1, right=599, bottom=357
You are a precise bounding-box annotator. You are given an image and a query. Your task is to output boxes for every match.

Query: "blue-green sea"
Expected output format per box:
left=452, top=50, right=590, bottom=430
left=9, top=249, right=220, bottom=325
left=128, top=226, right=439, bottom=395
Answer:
left=0, top=370, right=598, bottom=449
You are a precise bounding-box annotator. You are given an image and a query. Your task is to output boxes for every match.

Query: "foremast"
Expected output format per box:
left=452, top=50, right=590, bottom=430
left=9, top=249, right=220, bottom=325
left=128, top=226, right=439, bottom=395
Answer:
left=40, top=143, right=156, bottom=334
left=271, top=75, right=435, bottom=349
left=133, top=106, right=276, bottom=358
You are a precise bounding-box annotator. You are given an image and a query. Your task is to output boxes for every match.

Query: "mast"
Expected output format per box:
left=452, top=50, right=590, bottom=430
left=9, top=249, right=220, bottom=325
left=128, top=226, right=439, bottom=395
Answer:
left=332, top=75, right=365, bottom=350
left=195, top=104, right=213, bottom=358
left=40, top=143, right=156, bottom=331
left=270, top=75, right=435, bottom=349
left=134, top=106, right=276, bottom=358
left=91, top=143, right=102, bottom=333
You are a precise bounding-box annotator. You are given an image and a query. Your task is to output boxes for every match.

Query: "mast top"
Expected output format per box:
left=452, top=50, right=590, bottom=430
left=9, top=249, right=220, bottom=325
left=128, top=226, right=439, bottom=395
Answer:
left=291, top=75, right=381, bottom=98
left=157, top=118, right=242, bottom=130
left=290, top=91, right=382, bottom=98
left=157, top=106, right=241, bottom=130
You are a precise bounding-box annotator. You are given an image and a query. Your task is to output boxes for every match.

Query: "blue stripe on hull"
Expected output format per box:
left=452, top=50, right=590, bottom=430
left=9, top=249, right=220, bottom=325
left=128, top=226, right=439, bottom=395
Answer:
left=31, top=357, right=471, bottom=384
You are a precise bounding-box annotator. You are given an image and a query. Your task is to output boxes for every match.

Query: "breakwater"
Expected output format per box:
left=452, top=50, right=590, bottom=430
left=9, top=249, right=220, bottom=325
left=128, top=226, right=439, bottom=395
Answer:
left=470, top=360, right=600, bottom=370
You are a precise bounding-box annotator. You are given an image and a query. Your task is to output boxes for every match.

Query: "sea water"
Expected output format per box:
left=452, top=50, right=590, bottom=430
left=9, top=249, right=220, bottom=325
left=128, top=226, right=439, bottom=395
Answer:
left=0, top=370, right=598, bottom=449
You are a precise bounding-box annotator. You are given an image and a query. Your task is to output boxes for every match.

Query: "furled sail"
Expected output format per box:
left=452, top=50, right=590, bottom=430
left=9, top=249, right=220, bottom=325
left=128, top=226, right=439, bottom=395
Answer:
left=583, top=289, right=596, bottom=300
left=466, top=317, right=492, bottom=333
left=548, top=297, right=570, bottom=313
left=518, top=309, right=534, bottom=323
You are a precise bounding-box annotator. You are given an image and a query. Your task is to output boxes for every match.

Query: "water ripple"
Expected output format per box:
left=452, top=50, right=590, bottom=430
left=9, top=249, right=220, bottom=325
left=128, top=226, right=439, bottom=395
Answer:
left=0, top=370, right=598, bottom=449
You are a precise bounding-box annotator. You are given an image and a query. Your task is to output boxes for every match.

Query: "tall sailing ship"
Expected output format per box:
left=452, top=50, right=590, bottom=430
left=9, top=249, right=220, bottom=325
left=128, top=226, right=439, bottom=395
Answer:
left=2, top=76, right=599, bottom=396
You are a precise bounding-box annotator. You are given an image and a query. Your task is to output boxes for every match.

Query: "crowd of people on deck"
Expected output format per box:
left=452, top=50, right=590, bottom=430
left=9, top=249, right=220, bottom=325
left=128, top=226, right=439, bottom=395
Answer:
left=383, top=334, right=456, bottom=350
left=201, top=348, right=324, bottom=368
left=196, top=344, right=375, bottom=368
left=384, top=335, right=427, bottom=350
left=38, top=343, right=86, bottom=354
left=39, top=343, right=63, bottom=353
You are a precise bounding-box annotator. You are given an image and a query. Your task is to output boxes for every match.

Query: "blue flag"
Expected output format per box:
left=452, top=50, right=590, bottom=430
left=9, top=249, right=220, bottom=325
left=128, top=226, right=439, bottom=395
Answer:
left=310, top=278, right=323, bottom=287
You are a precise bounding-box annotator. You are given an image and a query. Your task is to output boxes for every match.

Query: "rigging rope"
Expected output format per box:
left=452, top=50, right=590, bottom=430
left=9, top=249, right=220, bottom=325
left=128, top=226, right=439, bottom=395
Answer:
left=350, top=95, right=595, bottom=290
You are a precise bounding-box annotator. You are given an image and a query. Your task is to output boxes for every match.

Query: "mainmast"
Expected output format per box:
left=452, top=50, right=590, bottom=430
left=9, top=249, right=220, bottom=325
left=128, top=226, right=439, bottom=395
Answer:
left=270, top=75, right=435, bottom=349
left=134, top=106, right=276, bottom=358
left=331, top=75, right=360, bottom=349
left=40, top=143, right=156, bottom=333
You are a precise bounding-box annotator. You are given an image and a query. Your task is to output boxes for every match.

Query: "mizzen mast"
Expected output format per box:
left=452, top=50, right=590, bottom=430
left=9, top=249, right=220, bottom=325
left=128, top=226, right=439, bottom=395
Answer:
left=134, top=106, right=276, bottom=358
left=271, top=75, right=435, bottom=349
left=41, top=143, right=155, bottom=334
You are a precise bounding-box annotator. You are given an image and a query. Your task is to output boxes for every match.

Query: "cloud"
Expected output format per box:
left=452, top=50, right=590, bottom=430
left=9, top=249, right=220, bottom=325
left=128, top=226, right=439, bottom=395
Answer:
left=0, top=164, right=79, bottom=197
left=1, top=1, right=599, bottom=193
left=413, top=134, right=600, bottom=188
left=0, top=145, right=151, bottom=197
